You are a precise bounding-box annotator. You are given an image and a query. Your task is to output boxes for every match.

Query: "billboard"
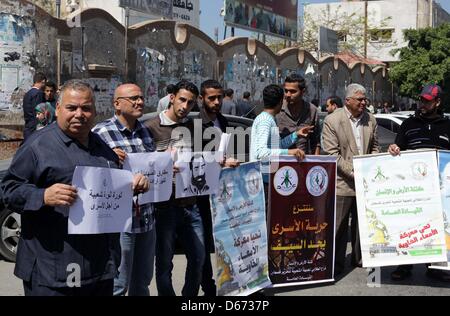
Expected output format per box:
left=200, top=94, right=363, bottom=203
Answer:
left=173, top=0, right=200, bottom=28
left=319, top=26, right=338, bottom=54
left=119, top=0, right=173, bottom=19
left=224, top=0, right=298, bottom=40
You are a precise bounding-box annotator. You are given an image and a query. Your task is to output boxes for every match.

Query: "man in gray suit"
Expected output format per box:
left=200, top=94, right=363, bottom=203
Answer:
left=322, top=83, right=380, bottom=275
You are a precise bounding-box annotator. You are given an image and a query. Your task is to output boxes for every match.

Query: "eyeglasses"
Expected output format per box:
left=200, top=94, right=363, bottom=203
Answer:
left=116, top=95, right=145, bottom=102
left=348, top=97, right=367, bottom=103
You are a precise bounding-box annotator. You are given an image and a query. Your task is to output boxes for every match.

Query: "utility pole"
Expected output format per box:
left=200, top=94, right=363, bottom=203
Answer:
left=430, top=0, right=434, bottom=27
left=124, top=7, right=130, bottom=81
left=56, top=0, right=61, bottom=19
left=364, top=0, right=368, bottom=58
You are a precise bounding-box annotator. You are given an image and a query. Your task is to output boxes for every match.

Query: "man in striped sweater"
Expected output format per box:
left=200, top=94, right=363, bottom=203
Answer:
left=250, top=84, right=313, bottom=186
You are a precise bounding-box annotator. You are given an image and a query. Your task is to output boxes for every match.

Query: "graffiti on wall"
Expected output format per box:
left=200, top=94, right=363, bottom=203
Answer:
left=281, top=62, right=319, bottom=103
left=138, top=47, right=210, bottom=111
left=224, top=53, right=276, bottom=102
left=0, top=13, right=36, bottom=112
left=84, top=77, right=122, bottom=116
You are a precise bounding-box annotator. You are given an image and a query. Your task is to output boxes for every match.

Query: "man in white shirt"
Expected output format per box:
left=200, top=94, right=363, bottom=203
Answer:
left=322, top=83, right=380, bottom=275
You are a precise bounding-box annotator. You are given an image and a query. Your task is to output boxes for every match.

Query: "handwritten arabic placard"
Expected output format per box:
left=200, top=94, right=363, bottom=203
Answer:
left=123, top=152, right=173, bottom=204
left=268, top=156, right=337, bottom=287
left=354, top=150, right=447, bottom=267
left=430, top=150, right=450, bottom=270
left=175, top=151, right=221, bottom=198
left=210, top=162, right=271, bottom=296
left=69, top=166, right=133, bottom=235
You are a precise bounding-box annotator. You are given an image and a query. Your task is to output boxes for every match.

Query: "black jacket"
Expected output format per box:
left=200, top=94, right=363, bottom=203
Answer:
left=396, top=112, right=450, bottom=150
left=22, top=87, right=45, bottom=140
left=1, top=125, right=121, bottom=287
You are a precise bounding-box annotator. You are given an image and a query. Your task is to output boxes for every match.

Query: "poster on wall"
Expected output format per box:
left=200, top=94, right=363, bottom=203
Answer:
left=224, top=0, right=298, bottom=40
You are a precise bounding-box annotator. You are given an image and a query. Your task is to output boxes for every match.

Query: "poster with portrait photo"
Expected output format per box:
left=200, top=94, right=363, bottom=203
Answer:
left=175, top=151, right=222, bottom=198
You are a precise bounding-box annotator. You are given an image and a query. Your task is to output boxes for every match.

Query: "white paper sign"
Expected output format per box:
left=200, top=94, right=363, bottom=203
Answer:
left=219, top=133, right=231, bottom=159
left=123, top=152, right=173, bottom=203
left=175, top=151, right=222, bottom=198
left=69, top=167, right=133, bottom=235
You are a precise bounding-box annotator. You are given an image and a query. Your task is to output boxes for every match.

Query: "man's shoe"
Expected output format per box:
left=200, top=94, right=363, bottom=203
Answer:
left=426, top=269, right=450, bottom=282
left=391, top=267, right=412, bottom=281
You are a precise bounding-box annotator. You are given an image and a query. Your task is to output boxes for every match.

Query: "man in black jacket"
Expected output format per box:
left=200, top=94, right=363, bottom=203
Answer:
left=389, top=84, right=450, bottom=282
left=1, top=80, right=149, bottom=296
left=196, top=80, right=239, bottom=296
left=22, top=73, right=46, bottom=140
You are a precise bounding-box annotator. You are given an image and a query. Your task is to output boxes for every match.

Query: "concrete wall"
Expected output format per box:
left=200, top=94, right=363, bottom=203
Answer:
left=0, top=1, right=393, bottom=153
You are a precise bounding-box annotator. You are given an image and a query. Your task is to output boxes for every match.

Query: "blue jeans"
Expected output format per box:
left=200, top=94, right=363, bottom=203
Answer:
left=113, top=229, right=156, bottom=296
left=155, top=204, right=205, bottom=296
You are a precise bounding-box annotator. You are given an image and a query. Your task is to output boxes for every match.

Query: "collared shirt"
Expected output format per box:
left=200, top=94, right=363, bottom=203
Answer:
left=344, top=106, right=364, bottom=155
left=276, top=101, right=320, bottom=154
left=1, top=124, right=120, bottom=286
left=93, top=116, right=155, bottom=233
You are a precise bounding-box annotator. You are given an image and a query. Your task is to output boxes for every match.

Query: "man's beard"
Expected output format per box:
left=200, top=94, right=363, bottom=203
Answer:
left=191, top=175, right=207, bottom=191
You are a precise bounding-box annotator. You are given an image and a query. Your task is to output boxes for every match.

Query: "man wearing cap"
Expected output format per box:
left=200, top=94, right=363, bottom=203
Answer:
left=388, top=84, right=450, bottom=282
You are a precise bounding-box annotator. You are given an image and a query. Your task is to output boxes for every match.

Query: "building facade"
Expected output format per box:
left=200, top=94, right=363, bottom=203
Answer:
left=304, top=0, right=450, bottom=63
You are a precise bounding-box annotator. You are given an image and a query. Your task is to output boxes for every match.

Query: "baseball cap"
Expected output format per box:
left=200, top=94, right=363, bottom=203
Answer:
left=420, top=84, right=442, bottom=101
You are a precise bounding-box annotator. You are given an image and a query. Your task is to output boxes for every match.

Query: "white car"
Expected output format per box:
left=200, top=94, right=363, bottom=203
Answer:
left=374, top=113, right=409, bottom=134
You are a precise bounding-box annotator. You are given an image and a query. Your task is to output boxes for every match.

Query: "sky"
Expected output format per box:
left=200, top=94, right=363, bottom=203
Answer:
left=200, top=0, right=450, bottom=41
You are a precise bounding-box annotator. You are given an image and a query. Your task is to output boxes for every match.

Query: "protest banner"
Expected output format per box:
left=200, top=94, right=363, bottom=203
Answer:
left=430, top=150, right=450, bottom=270
left=69, top=166, right=133, bottom=234
left=210, top=162, right=271, bottom=296
left=123, top=152, right=173, bottom=203
left=175, top=151, right=221, bottom=198
left=268, top=156, right=336, bottom=287
left=354, top=150, right=447, bottom=267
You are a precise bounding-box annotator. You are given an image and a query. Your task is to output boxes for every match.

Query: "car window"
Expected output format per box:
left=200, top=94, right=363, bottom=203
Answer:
left=377, top=118, right=393, bottom=132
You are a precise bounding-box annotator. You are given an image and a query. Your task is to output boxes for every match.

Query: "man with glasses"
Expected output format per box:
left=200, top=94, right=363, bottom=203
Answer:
left=93, top=83, right=156, bottom=296
left=322, top=83, right=380, bottom=275
left=388, top=84, right=450, bottom=282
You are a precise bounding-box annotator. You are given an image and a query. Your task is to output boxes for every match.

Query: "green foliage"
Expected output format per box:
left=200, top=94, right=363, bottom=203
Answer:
left=389, top=23, right=450, bottom=109
left=301, top=4, right=392, bottom=56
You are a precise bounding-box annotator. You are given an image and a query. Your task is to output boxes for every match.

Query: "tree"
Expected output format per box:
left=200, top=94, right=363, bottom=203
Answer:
left=301, top=4, right=392, bottom=57
left=389, top=23, right=450, bottom=109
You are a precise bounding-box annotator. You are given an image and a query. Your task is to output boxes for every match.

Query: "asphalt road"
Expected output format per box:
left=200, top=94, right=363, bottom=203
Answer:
left=0, top=252, right=449, bottom=296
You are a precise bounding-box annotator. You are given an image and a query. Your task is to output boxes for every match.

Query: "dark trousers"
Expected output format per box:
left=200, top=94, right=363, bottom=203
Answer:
left=23, top=266, right=113, bottom=296
left=335, top=196, right=361, bottom=274
left=198, top=196, right=217, bottom=296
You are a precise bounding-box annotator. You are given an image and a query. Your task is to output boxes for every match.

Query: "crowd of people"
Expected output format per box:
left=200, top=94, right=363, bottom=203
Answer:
left=0, top=71, right=448, bottom=296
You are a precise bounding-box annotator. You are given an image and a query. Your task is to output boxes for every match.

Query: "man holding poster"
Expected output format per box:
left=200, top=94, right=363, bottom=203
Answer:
left=322, top=83, right=380, bottom=275
left=196, top=79, right=240, bottom=296
left=146, top=80, right=206, bottom=296
left=388, top=84, right=450, bottom=282
left=93, top=83, right=157, bottom=296
left=1, top=80, right=148, bottom=296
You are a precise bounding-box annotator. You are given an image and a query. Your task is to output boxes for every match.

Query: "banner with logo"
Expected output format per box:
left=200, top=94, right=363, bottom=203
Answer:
left=268, top=156, right=336, bottom=287
left=431, top=151, right=450, bottom=270
left=224, top=0, right=298, bottom=41
left=210, top=162, right=272, bottom=296
left=354, top=150, right=447, bottom=268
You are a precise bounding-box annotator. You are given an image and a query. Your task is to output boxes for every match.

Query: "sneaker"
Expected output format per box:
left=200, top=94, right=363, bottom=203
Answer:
left=426, top=269, right=450, bottom=282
